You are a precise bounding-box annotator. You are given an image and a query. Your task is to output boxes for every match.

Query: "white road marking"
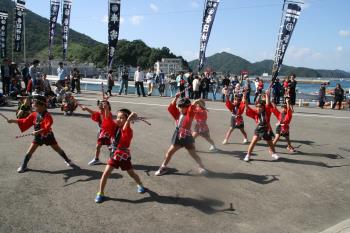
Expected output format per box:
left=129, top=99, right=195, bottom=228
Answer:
left=77, top=97, right=350, bottom=119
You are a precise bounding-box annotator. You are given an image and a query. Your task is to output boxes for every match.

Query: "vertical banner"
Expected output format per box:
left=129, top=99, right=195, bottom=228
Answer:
left=108, top=0, right=121, bottom=69
left=49, top=0, right=60, bottom=60
left=271, top=2, right=302, bottom=84
left=0, top=11, right=8, bottom=58
left=198, top=0, right=219, bottom=72
left=14, top=0, right=26, bottom=52
left=62, top=0, right=72, bottom=60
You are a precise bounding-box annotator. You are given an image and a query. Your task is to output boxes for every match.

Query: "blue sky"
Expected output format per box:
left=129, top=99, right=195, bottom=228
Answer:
left=25, top=0, right=350, bottom=70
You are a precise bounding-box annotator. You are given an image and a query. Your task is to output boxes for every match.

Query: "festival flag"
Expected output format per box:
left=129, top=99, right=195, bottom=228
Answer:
left=62, top=0, right=72, bottom=60
left=49, top=0, right=60, bottom=60
left=0, top=10, right=9, bottom=58
left=108, top=0, right=121, bottom=69
left=14, top=0, right=26, bottom=52
left=198, top=0, right=220, bottom=72
left=271, top=2, right=302, bottom=85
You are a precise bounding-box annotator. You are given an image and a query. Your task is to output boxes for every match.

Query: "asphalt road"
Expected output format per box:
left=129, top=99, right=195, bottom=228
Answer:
left=0, top=91, right=349, bottom=233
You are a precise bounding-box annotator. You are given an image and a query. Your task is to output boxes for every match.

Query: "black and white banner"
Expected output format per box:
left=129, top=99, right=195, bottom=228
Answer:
left=271, top=3, right=302, bottom=83
left=0, top=10, right=8, bottom=58
left=62, top=0, right=72, bottom=60
left=108, top=0, right=121, bottom=69
left=14, top=0, right=26, bottom=52
left=198, top=0, right=219, bottom=72
left=49, top=0, right=60, bottom=60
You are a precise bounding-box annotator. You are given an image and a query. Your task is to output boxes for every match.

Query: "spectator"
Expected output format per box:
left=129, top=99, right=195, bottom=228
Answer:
left=157, top=70, right=166, bottom=97
left=21, top=63, right=30, bottom=90
left=200, top=73, right=210, bottom=99
left=244, top=76, right=251, bottom=104
left=119, top=67, right=129, bottom=95
left=187, top=72, right=194, bottom=99
left=211, top=72, right=220, bottom=101
left=1, top=58, right=11, bottom=95
left=332, top=83, right=344, bottom=110
left=176, top=72, right=187, bottom=98
left=272, top=78, right=282, bottom=105
left=318, top=83, right=326, bottom=109
left=192, top=75, right=201, bottom=99
left=146, top=68, right=155, bottom=96
left=134, top=66, right=146, bottom=97
left=57, top=62, right=67, bottom=87
left=106, top=70, right=114, bottom=96
left=71, top=68, right=81, bottom=94
left=289, top=74, right=297, bottom=107
left=221, top=75, right=231, bottom=102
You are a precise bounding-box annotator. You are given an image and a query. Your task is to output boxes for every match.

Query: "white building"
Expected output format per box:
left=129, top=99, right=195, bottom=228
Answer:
left=154, top=58, right=184, bottom=75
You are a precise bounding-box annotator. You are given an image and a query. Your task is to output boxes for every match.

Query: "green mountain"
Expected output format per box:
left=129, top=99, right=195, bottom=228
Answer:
left=0, top=0, right=188, bottom=69
left=189, top=52, right=350, bottom=78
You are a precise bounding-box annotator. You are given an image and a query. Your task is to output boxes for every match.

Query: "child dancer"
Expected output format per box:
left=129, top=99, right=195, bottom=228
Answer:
left=155, top=93, right=207, bottom=176
left=80, top=100, right=113, bottom=165
left=95, top=105, right=146, bottom=203
left=222, top=93, right=248, bottom=144
left=244, top=91, right=279, bottom=162
left=7, top=95, right=74, bottom=173
left=192, top=99, right=217, bottom=151
left=272, top=98, right=296, bottom=153
left=61, top=92, right=78, bottom=116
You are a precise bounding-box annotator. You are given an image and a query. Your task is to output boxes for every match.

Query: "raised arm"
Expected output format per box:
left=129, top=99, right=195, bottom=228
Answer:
left=123, top=112, right=137, bottom=131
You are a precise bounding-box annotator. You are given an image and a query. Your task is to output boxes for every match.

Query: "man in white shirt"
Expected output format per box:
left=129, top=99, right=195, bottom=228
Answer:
left=57, top=62, right=67, bottom=87
left=134, top=66, right=146, bottom=97
left=146, top=68, right=155, bottom=96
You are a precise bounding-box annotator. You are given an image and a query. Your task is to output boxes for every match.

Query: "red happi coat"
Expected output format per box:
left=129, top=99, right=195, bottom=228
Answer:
left=225, top=99, right=245, bottom=125
left=91, top=111, right=113, bottom=138
left=246, top=104, right=273, bottom=131
left=194, top=107, right=209, bottom=133
left=271, top=106, right=293, bottom=133
left=168, top=102, right=195, bottom=137
left=17, top=112, right=53, bottom=135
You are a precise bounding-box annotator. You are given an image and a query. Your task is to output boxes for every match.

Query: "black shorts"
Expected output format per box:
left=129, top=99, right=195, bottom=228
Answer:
left=231, top=116, right=244, bottom=129
left=171, top=129, right=195, bottom=149
left=254, top=126, right=274, bottom=141
left=276, top=125, right=289, bottom=138
left=33, top=132, right=57, bottom=146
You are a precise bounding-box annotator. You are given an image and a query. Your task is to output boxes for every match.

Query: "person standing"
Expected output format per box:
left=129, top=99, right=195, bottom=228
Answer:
left=176, top=72, right=187, bottom=98
left=221, top=75, right=231, bottom=102
left=119, top=67, right=129, bottom=95
left=272, top=78, right=282, bottom=105
left=200, top=73, right=210, bottom=99
left=318, top=83, right=326, bottom=109
left=106, top=70, right=114, bottom=96
left=134, top=66, right=146, bottom=97
left=29, top=60, right=40, bottom=92
left=22, top=63, right=30, bottom=90
left=332, top=83, right=344, bottom=110
left=192, top=75, right=201, bottom=99
left=57, top=62, right=67, bottom=87
left=157, top=70, right=166, bottom=97
left=1, top=59, right=11, bottom=95
left=211, top=72, right=220, bottom=101
left=187, top=72, right=194, bottom=99
left=289, top=74, right=297, bottom=108
left=146, top=68, right=155, bottom=96
left=244, top=76, right=251, bottom=105
left=72, top=68, right=81, bottom=94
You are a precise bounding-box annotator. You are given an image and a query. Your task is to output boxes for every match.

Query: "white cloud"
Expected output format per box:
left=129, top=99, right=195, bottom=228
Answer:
left=182, top=51, right=198, bottom=61
left=190, top=1, right=199, bottom=8
left=336, top=46, right=343, bottom=52
left=339, top=30, right=350, bottom=37
left=220, top=48, right=232, bottom=53
left=101, top=15, right=108, bottom=24
left=287, top=47, right=313, bottom=59
left=130, top=15, right=144, bottom=25
left=301, top=0, right=310, bottom=10
left=150, top=3, right=159, bottom=12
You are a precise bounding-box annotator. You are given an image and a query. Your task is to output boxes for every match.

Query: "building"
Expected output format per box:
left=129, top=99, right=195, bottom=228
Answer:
left=154, top=58, right=184, bottom=75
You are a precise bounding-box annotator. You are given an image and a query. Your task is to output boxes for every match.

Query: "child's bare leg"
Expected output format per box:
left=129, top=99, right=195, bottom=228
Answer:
left=266, top=140, right=276, bottom=154
left=203, top=134, right=215, bottom=147
left=161, top=145, right=181, bottom=167
left=247, top=135, right=259, bottom=155
left=98, top=165, right=114, bottom=194
left=51, top=144, right=71, bottom=163
left=20, top=143, right=39, bottom=170
left=187, top=146, right=205, bottom=169
left=224, top=128, right=234, bottom=141
left=192, top=132, right=199, bottom=139
left=239, top=128, right=248, bottom=140
left=95, top=144, right=102, bottom=159
left=273, top=134, right=281, bottom=146
left=286, top=137, right=294, bottom=150
left=127, top=169, right=143, bottom=186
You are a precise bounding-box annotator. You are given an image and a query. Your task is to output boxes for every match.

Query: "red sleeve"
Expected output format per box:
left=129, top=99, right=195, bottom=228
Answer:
left=271, top=106, right=281, bottom=119
left=41, top=113, right=53, bottom=134
left=17, top=112, right=36, bottom=132
left=101, top=114, right=116, bottom=137
left=91, top=111, right=101, bottom=123
left=238, top=102, right=246, bottom=115
left=225, top=99, right=234, bottom=112
left=168, top=102, right=180, bottom=120
left=188, top=104, right=196, bottom=118
left=246, top=105, right=257, bottom=119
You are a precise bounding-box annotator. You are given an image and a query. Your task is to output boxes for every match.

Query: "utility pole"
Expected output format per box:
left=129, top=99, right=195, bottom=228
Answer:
left=23, top=11, right=26, bottom=63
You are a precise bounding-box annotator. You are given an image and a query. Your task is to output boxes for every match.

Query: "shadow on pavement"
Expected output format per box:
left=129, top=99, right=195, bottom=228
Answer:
left=298, top=151, right=344, bottom=160
left=106, top=189, right=232, bottom=215
left=252, top=157, right=350, bottom=168
left=205, top=171, right=279, bottom=185
left=29, top=166, right=123, bottom=186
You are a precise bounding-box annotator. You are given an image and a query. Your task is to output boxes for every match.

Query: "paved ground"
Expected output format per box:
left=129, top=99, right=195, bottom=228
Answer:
left=0, top=91, right=349, bottom=233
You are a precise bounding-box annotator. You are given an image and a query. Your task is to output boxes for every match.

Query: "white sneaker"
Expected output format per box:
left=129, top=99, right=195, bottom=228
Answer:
left=271, top=154, right=279, bottom=160
left=222, top=139, right=228, bottom=145
left=88, top=158, right=101, bottom=166
left=198, top=167, right=208, bottom=175
left=243, top=154, right=250, bottom=162
left=209, top=145, right=218, bottom=152
left=17, top=166, right=27, bottom=173
left=65, top=161, right=75, bottom=167
left=155, top=166, right=168, bottom=176
left=243, top=138, right=249, bottom=144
